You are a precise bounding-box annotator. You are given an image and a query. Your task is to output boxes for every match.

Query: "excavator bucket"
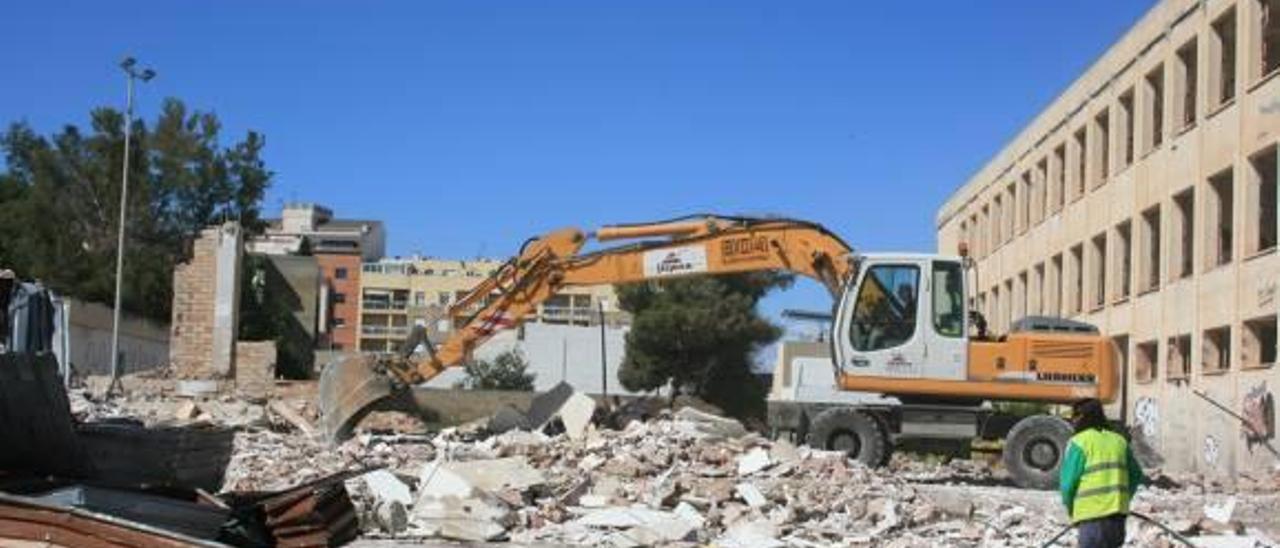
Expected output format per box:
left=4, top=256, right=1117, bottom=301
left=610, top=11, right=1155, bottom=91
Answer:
left=318, top=354, right=395, bottom=443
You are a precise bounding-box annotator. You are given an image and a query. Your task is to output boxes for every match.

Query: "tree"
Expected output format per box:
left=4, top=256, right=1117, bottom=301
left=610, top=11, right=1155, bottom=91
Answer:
left=460, top=350, right=536, bottom=391
left=0, top=99, right=271, bottom=320
left=616, top=272, right=792, bottom=420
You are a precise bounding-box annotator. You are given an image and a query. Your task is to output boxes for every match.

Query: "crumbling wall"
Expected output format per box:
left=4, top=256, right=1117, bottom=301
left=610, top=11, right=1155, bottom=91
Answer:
left=170, top=223, right=243, bottom=379
left=235, top=340, right=276, bottom=399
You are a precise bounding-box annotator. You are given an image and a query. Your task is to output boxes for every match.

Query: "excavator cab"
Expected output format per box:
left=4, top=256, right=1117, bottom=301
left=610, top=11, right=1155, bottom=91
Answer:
left=832, top=255, right=969, bottom=383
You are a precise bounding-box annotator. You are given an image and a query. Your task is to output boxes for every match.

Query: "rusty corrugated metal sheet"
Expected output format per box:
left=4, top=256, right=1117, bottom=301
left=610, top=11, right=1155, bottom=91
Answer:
left=0, top=491, right=227, bottom=547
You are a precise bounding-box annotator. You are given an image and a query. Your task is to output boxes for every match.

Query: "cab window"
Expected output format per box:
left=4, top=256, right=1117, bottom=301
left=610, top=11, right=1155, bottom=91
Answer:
left=932, top=261, right=965, bottom=338
left=850, top=264, right=920, bottom=351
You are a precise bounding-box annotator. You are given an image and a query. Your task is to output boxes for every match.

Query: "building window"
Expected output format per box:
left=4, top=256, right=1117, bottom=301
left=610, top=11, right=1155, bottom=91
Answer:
left=1206, top=168, right=1235, bottom=269
left=1248, top=145, right=1278, bottom=254
left=1075, top=128, right=1085, bottom=201
left=438, top=291, right=451, bottom=306
left=981, top=205, right=991, bottom=257
left=1136, top=340, right=1159, bottom=383
left=1006, top=183, right=1017, bottom=242
left=1020, top=171, right=1032, bottom=232
left=1070, top=244, right=1084, bottom=315
left=992, top=196, right=1004, bottom=248
left=1176, top=39, right=1199, bottom=129
left=1034, top=159, right=1047, bottom=224
left=1090, top=233, right=1107, bottom=310
left=1114, top=221, right=1131, bottom=301
left=1049, top=253, right=1064, bottom=316
left=333, top=317, right=346, bottom=327
left=1093, top=110, right=1110, bottom=187
left=334, top=267, right=348, bottom=279
left=414, top=291, right=425, bottom=306
left=1144, top=64, right=1165, bottom=153
left=1118, top=88, right=1135, bottom=170
left=1140, top=206, right=1162, bottom=292
left=333, top=292, right=346, bottom=304
left=1172, top=188, right=1196, bottom=280
left=1167, top=334, right=1192, bottom=380
left=989, top=285, right=1001, bottom=334
left=1032, top=263, right=1045, bottom=316
left=1052, top=144, right=1067, bottom=212
left=1202, top=325, right=1232, bottom=374
left=1243, top=315, right=1278, bottom=369
left=1016, top=271, right=1028, bottom=321
left=1004, top=279, right=1014, bottom=329
left=1257, top=0, right=1280, bottom=79
left=1211, top=7, right=1238, bottom=108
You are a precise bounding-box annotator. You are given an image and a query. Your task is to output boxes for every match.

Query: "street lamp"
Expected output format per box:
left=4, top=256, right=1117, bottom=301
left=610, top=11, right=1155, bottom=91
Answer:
left=108, top=56, right=156, bottom=396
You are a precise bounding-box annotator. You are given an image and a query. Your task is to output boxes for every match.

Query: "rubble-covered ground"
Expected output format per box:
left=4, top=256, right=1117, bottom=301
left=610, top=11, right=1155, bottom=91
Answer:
left=71, top=376, right=1280, bottom=547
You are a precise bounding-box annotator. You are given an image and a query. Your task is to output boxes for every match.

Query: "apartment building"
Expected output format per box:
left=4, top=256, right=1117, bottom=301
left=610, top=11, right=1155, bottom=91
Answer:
left=356, top=257, right=625, bottom=353
left=249, top=203, right=386, bottom=351
left=937, top=0, right=1279, bottom=477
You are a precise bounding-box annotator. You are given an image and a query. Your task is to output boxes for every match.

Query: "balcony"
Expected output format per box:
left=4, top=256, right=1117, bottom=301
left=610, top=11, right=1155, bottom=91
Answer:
left=362, top=301, right=409, bottom=311
left=361, top=325, right=410, bottom=337
left=539, top=306, right=597, bottom=324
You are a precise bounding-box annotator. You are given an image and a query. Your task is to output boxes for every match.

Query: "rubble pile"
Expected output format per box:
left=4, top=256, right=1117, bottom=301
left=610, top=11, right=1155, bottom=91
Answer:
left=54, top=381, right=1280, bottom=547
left=339, top=408, right=1280, bottom=547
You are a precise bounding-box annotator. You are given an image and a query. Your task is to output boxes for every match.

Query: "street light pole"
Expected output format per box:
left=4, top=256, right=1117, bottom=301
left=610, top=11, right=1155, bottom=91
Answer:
left=107, top=57, right=155, bottom=396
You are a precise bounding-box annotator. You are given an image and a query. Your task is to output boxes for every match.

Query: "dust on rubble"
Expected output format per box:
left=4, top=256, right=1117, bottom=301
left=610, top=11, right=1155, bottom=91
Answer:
left=68, top=375, right=1280, bottom=547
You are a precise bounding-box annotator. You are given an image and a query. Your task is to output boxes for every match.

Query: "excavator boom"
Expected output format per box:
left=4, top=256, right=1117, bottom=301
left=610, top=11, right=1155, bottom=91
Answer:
left=319, top=215, right=857, bottom=440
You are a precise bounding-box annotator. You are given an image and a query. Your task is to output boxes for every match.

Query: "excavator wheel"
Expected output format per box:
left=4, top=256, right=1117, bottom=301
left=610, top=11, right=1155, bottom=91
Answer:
left=1002, top=414, right=1072, bottom=490
left=807, top=407, right=890, bottom=467
left=318, top=354, right=396, bottom=444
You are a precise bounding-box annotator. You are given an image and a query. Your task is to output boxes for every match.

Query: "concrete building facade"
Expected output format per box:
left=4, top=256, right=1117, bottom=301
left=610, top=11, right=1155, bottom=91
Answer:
left=937, top=0, right=1279, bottom=477
left=357, top=257, right=626, bottom=353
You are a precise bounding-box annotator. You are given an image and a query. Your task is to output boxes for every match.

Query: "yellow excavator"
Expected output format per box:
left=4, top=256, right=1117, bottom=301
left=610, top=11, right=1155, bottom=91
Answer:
left=320, top=215, right=1116, bottom=488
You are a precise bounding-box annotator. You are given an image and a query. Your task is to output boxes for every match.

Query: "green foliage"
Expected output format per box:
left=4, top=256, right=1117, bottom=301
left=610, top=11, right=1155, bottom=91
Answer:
left=0, top=99, right=272, bottom=321
left=461, top=350, right=536, bottom=391
left=616, top=272, right=793, bottom=420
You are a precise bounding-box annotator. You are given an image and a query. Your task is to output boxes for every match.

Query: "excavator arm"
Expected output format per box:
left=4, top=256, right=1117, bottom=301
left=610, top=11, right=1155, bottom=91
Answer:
left=319, top=215, right=857, bottom=440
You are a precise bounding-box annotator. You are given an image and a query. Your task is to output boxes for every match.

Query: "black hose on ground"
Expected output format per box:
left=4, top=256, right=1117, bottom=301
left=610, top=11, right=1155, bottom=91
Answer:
left=1037, top=512, right=1198, bottom=548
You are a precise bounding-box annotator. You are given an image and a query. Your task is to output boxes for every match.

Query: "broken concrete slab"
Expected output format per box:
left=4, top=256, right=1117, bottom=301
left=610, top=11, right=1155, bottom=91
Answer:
left=673, top=406, right=747, bottom=438
left=734, top=482, right=767, bottom=508
left=268, top=401, right=315, bottom=437
left=362, top=469, right=412, bottom=506
left=736, top=447, right=771, bottom=476
left=715, top=519, right=784, bottom=548
left=558, top=392, right=596, bottom=440
left=445, top=457, right=545, bottom=493
left=176, top=380, right=220, bottom=398
left=574, top=506, right=698, bottom=544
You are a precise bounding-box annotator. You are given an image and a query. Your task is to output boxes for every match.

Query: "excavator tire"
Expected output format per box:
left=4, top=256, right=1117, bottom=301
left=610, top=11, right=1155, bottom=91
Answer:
left=1002, top=414, right=1072, bottom=490
left=807, top=407, right=889, bottom=467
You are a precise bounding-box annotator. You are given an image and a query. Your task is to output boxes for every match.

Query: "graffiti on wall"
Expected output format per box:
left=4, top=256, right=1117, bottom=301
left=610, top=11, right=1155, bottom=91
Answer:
left=1202, top=435, right=1222, bottom=466
left=1242, top=382, right=1276, bottom=451
left=1134, top=397, right=1159, bottom=439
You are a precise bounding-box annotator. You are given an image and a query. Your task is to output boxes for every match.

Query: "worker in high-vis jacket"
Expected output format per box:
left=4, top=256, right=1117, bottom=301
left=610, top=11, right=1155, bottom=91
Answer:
left=1058, top=399, right=1145, bottom=548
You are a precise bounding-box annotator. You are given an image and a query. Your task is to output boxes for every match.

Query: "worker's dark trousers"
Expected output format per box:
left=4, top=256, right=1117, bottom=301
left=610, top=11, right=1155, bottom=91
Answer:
left=1076, top=514, right=1126, bottom=548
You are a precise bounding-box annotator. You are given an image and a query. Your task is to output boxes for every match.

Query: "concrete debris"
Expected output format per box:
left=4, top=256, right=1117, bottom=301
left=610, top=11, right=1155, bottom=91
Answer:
left=54, top=375, right=1280, bottom=547
left=672, top=405, right=748, bottom=438
left=734, top=482, right=767, bottom=508
left=716, top=518, right=784, bottom=548
left=558, top=391, right=597, bottom=440
left=736, top=446, right=772, bottom=476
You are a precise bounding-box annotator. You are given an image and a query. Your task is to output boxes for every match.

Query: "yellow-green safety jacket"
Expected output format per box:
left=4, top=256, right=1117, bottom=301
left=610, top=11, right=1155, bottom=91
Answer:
left=1058, top=427, right=1144, bottom=523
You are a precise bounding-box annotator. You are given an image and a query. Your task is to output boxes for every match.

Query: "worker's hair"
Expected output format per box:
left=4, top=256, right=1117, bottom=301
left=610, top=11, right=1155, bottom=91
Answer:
left=1071, top=398, right=1107, bottom=432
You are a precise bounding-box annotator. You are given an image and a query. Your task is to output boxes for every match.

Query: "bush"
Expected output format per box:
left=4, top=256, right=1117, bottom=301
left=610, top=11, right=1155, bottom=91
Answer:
left=460, top=350, right=536, bottom=391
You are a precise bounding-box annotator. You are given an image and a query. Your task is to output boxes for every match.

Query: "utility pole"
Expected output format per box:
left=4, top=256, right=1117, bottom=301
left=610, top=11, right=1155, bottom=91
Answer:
left=598, top=299, right=609, bottom=400
left=107, top=57, right=156, bottom=396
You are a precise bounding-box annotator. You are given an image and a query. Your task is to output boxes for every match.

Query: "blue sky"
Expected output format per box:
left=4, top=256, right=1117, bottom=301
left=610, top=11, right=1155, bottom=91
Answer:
left=0, top=1, right=1152, bottom=338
